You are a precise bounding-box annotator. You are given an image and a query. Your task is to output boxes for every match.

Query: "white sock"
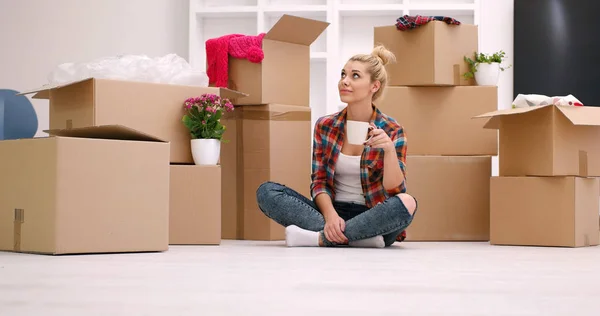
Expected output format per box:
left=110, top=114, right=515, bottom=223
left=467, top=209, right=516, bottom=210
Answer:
left=285, top=225, right=319, bottom=247
left=349, top=235, right=385, bottom=248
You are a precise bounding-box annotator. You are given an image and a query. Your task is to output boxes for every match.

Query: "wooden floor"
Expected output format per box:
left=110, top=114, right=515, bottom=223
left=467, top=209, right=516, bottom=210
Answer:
left=1, top=240, right=599, bottom=315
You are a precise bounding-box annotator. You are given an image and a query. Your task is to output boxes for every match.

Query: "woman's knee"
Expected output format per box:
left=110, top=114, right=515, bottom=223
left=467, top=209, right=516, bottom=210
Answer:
left=256, top=181, right=283, bottom=207
left=396, top=193, right=417, bottom=216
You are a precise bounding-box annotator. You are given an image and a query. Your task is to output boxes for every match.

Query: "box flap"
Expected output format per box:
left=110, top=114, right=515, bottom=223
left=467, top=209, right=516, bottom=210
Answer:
left=555, top=106, right=600, bottom=126
left=473, top=105, right=552, bottom=129
left=18, top=78, right=94, bottom=99
left=44, top=125, right=166, bottom=142
left=218, top=88, right=249, bottom=100
left=265, top=14, right=329, bottom=46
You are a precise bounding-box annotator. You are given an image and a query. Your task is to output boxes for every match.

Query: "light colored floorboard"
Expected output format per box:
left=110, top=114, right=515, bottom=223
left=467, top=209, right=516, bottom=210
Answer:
left=1, top=240, right=599, bottom=315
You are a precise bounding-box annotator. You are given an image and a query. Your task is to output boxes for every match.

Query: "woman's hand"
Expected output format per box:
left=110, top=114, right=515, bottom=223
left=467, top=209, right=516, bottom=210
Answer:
left=324, top=213, right=348, bottom=244
left=365, top=124, right=395, bottom=153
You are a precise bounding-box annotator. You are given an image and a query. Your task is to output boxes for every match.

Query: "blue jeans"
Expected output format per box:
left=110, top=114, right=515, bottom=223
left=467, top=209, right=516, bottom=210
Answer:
left=255, top=181, right=417, bottom=247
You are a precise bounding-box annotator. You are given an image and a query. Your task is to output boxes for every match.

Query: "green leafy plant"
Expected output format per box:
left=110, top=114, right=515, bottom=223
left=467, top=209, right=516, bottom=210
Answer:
left=182, top=93, right=234, bottom=141
left=463, top=50, right=512, bottom=79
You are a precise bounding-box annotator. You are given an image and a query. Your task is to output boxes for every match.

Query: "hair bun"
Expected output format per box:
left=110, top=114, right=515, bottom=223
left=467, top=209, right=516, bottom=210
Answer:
left=371, top=45, right=396, bottom=66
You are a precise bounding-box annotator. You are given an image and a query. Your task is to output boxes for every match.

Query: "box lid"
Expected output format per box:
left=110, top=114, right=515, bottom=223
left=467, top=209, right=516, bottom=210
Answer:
left=474, top=104, right=600, bottom=129
left=264, top=14, right=329, bottom=46
left=18, top=78, right=94, bottom=99
left=44, top=125, right=167, bottom=142
left=554, top=105, right=600, bottom=126
left=20, top=78, right=249, bottom=101
left=218, top=88, right=249, bottom=100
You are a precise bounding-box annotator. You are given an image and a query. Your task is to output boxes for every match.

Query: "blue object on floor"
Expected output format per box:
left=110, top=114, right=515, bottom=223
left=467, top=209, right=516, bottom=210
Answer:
left=0, top=89, right=38, bottom=140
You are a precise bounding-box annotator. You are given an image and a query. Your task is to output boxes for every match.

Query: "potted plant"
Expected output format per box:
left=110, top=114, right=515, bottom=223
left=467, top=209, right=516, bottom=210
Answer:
left=463, top=50, right=512, bottom=86
left=182, top=93, right=234, bottom=165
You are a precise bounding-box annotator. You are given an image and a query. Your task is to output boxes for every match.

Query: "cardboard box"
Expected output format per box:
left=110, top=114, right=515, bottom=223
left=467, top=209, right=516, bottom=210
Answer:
left=374, top=21, right=478, bottom=86
left=475, top=104, right=600, bottom=177
left=226, top=15, right=329, bottom=106
left=0, top=125, right=170, bottom=255
left=0, top=95, right=4, bottom=139
left=220, top=104, right=312, bottom=240
left=20, top=78, right=246, bottom=164
left=170, top=165, right=221, bottom=245
left=490, top=176, right=599, bottom=248
left=377, top=86, right=498, bottom=156
left=404, top=156, right=492, bottom=241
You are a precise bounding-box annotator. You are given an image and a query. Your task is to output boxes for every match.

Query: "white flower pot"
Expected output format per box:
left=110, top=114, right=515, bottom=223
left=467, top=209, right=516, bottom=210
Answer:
left=191, top=139, right=221, bottom=165
left=474, top=62, right=501, bottom=86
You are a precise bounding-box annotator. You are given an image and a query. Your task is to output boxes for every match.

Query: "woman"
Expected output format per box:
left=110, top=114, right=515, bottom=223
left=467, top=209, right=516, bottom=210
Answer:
left=255, top=45, right=417, bottom=248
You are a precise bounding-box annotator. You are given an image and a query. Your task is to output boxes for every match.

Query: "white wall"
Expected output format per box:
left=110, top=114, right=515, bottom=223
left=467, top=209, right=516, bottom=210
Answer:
left=479, top=0, right=514, bottom=176
left=0, top=0, right=514, bottom=153
left=0, top=0, right=189, bottom=137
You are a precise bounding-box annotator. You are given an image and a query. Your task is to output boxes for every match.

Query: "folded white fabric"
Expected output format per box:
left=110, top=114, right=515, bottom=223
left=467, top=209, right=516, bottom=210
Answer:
left=512, top=94, right=584, bottom=108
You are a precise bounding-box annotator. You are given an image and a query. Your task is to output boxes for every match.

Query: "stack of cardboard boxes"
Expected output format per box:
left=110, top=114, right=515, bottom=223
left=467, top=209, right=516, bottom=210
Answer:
left=2, top=13, right=595, bottom=252
left=373, top=21, right=498, bottom=241
left=0, top=79, right=245, bottom=254
left=0, top=14, right=329, bottom=255
left=475, top=105, right=600, bottom=247
left=219, top=15, right=329, bottom=241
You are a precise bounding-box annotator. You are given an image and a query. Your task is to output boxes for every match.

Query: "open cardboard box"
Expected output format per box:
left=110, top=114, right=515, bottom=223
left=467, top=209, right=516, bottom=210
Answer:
left=0, top=125, right=170, bottom=255
left=19, top=78, right=247, bottom=163
left=475, top=104, right=600, bottom=176
left=225, top=14, right=329, bottom=106
left=374, top=21, right=477, bottom=86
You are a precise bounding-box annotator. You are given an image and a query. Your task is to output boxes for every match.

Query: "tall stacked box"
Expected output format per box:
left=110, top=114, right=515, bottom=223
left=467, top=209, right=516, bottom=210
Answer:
left=374, top=20, right=498, bottom=241
left=216, top=15, right=329, bottom=240
left=221, top=105, right=312, bottom=240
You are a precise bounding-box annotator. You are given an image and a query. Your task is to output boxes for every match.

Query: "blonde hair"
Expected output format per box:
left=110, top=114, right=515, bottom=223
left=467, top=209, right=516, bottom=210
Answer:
left=348, top=45, right=396, bottom=101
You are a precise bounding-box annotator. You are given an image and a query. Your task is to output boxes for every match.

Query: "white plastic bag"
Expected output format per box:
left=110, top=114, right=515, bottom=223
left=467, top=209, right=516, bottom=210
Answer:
left=512, top=93, right=584, bottom=108
left=48, top=54, right=208, bottom=87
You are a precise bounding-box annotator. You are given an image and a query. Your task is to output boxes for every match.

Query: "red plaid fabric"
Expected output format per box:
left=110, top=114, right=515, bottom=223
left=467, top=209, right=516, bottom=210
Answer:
left=310, top=106, right=408, bottom=242
left=396, top=15, right=461, bottom=31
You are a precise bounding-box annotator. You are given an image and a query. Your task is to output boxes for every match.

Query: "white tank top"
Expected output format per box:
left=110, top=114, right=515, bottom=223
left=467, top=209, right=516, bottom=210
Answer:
left=334, top=152, right=366, bottom=205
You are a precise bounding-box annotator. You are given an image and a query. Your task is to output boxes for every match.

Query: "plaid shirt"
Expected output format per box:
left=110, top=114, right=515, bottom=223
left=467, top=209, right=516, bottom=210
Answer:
left=310, top=106, right=408, bottom=241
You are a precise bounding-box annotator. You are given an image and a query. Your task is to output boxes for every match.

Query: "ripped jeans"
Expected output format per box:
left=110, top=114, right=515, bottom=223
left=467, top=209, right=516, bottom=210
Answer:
left=255, top=181, right=417, bottom=247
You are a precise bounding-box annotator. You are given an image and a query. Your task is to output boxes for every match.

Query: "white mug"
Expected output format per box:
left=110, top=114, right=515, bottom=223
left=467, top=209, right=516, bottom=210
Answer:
left=346, top=120, right=373, bottom=145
